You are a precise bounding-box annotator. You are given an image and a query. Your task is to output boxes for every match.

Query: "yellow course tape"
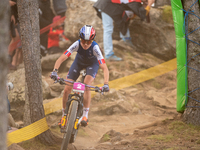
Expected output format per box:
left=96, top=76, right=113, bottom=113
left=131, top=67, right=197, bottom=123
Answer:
left=44, top=98, right=62, bottom=115
left=44, top=58, right=177, bottom=115
left=7, top=58, right=177, bottom=146
left=7, top=117, right=49, bottom=147
left=109, top=58, right=177, bottom=90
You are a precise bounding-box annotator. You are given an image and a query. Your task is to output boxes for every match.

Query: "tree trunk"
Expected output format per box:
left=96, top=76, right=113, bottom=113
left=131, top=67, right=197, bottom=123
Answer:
left=0, top=1, right=10, bottom=150
left=182, top=0, right=200, bottom=125
left=17, top=0, right=56, bottom=145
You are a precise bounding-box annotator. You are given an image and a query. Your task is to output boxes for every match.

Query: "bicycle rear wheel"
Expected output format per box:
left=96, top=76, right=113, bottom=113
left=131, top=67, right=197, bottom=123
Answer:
left=60, top=100, right=78, bottom=150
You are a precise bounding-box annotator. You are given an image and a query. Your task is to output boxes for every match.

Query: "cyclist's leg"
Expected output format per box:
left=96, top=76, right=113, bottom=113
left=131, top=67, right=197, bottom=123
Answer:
left=62, top=79, right=73, bottom=111
left=81, top=75, right=94, bottom=126
left=84, top=62, right=99, bottom=108
left=59, top=60, right=81, bottom=128
left=64, top=60, right=81, bottom=110
left=81, top=63, right=99, bottom=126
left=83, top=75, right=95, bottom=108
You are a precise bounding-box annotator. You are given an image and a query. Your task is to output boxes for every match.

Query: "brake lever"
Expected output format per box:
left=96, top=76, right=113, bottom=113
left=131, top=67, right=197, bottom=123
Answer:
left=99, top=87, right=104, bottom=95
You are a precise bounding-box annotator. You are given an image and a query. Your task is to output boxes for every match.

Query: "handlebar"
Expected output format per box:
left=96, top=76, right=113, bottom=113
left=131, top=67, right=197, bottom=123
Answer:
left=55, top=77, right=103, bottom=93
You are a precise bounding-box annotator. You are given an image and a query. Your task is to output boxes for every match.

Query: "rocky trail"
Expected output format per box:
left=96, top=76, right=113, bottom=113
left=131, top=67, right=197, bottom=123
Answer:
left=8, top=1, right=200, bottom=150
left=8, top=48, right=179, bottom=150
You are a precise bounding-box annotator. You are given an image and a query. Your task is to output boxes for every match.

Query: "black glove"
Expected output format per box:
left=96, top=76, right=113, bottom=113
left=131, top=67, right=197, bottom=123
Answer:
left=102, top=84, right=109, bottom=92
left=59, top=78, right=66, bottom=85
left=50, top=71, right=58, bottom=81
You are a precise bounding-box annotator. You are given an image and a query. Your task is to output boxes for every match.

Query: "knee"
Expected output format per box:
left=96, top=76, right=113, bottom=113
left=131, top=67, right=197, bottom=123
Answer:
left=63, top=88, right=70, bottom=96
left=64, top=85, right=72, bottom=94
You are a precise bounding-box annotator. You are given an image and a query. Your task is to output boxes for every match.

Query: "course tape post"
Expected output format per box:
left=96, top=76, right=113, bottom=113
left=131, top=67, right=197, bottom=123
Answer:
left=7, top=58, right=177, bottom=146
left=172, top=0, right=200, bottom=112
left=171, top=0, right=187, bottom=113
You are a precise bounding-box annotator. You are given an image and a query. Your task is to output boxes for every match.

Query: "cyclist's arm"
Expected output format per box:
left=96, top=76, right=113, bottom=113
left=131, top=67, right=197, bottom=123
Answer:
left=54, top=41, right=79, bottom=70
left=93, top=44, right=109, bottom=84
left=54, top=54, right=68, bottom=70
left=99, top=63, right=109, bottom=84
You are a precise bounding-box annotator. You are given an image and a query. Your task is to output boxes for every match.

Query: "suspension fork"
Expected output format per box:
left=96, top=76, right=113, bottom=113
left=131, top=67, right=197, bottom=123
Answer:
left=66, top=94, right=83, bottom=117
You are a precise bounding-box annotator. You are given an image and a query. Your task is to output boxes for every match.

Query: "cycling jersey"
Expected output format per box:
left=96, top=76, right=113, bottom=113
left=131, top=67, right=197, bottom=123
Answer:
left=63, top=40, right=105, bottom=65
left=64, top=40, right=105, bottom=80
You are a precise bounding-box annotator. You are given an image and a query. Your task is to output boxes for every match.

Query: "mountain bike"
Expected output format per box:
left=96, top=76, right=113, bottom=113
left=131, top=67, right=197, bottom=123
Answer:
left=55, top=70, right=103, bottom=150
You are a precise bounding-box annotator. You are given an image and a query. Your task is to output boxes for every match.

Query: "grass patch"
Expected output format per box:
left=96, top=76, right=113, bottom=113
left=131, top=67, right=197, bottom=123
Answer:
left=148, top=121, right=200, bottom=146
left=162, top=5, right=173, bottom=24
left=147, top=134, right=174, bottom=142
left=168, top=121, right=200, bottom=136
left=102, top=133, right=110, bottom=142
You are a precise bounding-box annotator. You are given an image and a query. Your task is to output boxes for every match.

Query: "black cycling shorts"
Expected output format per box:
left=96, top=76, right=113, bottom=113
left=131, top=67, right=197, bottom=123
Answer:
left=67, top=58, right=99, bottom=81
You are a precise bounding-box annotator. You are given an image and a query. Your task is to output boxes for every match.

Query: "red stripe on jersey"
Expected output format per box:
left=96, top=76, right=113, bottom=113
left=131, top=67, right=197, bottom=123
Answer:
left=63, top=50, right=71, bottom=57
left=98, top=59, right=105, bottom=64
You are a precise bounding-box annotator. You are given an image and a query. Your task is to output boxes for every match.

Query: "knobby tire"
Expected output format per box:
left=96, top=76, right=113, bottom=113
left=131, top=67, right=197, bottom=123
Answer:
left=60, top=101, right=78, bottom=150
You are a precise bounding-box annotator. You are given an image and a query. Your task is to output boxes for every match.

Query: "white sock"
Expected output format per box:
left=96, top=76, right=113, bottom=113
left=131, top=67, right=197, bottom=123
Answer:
left=83, top=107, right=89, bottom=118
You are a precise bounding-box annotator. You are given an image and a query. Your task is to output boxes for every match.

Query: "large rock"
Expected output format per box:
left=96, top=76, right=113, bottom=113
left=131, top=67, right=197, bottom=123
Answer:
left=155, top=0, right=171, bottom=7
left=41, top=53, right=70, bottom=72
left=7, top=69, right=52, bottom=102
left=64, top=1, right=175, bottom=61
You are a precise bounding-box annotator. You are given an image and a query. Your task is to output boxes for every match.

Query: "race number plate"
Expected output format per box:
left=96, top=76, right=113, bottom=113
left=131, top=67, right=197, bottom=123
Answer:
left=73, top=82, right=85, bottom=93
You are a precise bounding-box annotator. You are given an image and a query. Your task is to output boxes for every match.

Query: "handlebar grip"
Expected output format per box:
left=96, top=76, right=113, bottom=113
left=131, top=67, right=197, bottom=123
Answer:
left=94, top=86, right=103, bottom=93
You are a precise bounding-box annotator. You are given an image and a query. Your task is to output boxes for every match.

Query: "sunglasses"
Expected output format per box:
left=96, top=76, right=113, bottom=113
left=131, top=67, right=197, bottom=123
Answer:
left=80, top=39, right=93, bottom=45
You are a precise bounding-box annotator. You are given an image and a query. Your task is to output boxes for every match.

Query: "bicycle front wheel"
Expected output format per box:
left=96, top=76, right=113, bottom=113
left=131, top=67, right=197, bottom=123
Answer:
left=60, top=100, right=78, bottom=150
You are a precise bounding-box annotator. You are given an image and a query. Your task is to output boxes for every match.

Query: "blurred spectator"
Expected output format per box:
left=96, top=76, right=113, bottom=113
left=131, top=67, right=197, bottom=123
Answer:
left=39, top=0, right=55, bottom=56
left=39, top=0, right=67, bottom=56
left=8, top=0, right=23, bottom=70
left=47, top=16, right=69, bottom=54
left=93, top=0, right=154, bottom=61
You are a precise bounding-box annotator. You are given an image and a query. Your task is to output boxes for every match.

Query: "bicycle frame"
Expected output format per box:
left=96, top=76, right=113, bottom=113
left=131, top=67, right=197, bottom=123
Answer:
left=59, top=70, right=103, bottom=150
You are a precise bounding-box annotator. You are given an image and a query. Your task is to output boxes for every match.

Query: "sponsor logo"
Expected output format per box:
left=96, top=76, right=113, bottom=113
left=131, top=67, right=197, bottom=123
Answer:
left=94, top=48, right=100, bottom=56
left=70, top=45, right=77, bottom=51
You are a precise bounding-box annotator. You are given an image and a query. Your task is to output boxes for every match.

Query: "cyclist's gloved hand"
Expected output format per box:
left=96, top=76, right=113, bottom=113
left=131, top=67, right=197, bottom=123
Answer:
left=50, top=71, right=58, bottom=81
left=102, top=84, right=109, bottom=92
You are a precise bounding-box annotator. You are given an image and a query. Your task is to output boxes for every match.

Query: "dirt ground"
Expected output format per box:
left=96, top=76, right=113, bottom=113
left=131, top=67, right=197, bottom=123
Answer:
left=7, top=25, right=199, bottom=150
left=8, top=65, right=200, bottom=150
left=8, top=49, right=200, bottom=150
left=12, top=67, right=200, bottom=150
left=52, top=68, right=199, bottom=150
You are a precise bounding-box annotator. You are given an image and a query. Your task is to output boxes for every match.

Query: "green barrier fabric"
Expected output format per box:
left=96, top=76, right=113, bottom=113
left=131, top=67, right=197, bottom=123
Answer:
left=171, top=0, right=187, bottom=112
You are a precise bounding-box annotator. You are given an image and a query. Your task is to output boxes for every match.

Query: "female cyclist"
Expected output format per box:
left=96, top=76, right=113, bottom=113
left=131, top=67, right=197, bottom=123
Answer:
left=50, top=25, right=109, bottom=127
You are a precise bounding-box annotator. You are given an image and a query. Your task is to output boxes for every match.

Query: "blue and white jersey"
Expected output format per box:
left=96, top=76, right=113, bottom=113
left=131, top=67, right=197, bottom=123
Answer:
left=63, top=40, right=105, bottom=65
